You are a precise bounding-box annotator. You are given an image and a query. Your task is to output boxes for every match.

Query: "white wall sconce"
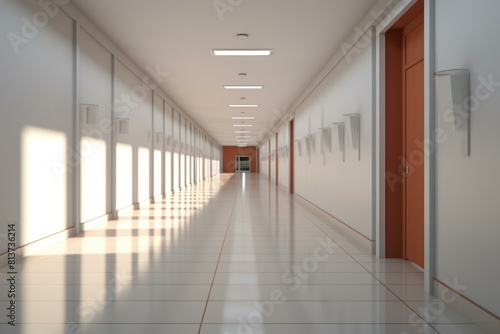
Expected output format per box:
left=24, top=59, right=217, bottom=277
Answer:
left=332, top=122, right=345, bottom=162
left=434, top=69, right=470, bottom=155
left=320, top=127, right=332, bottom=154
left=80, top=104, right=99, bottom=125
left=155, top=132, right=163, bottom=144
left=344, top=113, right=360, bottom=160
left=295, top=140, right=302, bottom=157
left=304, top=135, right=314, bottom=162
left=117, top=118, right=129, bottom=135
left=283, top=146, right=288, bottom=158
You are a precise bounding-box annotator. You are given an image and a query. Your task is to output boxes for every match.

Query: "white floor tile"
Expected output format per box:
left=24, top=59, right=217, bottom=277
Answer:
left=406, top=300, right=487, bottom=324
left=434, top=323, right=500, bottom=334
left=0, top=284, right=210, bottom=301
left=209, top=284, right=398, bottom=301
left=216, top=262, right=365, bottom=273
left=213, top=272, right=379, bottom=285
left=373, top=272, right=424, bottom=285
left=360, top=262, right=424, bottom=273
left=11, top=301, right=205, bottom=323
left=200, top=324, right=439, bottom=334
left=203, top=301, right=420, bottom=324
left=0, top=324, right=200, bottom=334
left=2, top=173, right=490, bottom=332
left=0, top=272, right=215, bottom=285
left=386, top=284, right=434, bottom=301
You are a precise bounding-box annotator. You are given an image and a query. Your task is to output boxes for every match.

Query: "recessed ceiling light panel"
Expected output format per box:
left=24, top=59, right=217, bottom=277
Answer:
left=229, top=104, right=258, bottom=108
left=231, top=117, right=255, bottom=120
left=235, top=130, right=251, bottom=134
left=233, top=124, right=253, bottom=127
left=212, top=49, right=273, bottom=56
left=224, top=85, right=263, bottom=90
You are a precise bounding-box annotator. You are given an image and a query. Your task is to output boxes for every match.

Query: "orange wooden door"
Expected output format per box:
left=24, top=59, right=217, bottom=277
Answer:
left=403, top=15, right=424, bottom=268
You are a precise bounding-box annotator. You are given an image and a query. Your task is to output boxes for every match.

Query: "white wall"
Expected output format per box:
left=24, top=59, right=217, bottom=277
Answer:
left=180, top=116, right=186, bottom=188
left=153, top=93, right=164, bottom=197
left=115, top=60, right=152, bottom=207
left=172, top=111, right=180, bottom=191
left=435, top=0, right=500, bottom=316
left=278, top=122, right=290, bottom=189
left=0, top=0, right=220, bottom=254
left=0, top=0, right=74, bottom=249
left=270, top=136, right=277, bottom=181
left=294, top=37, right=374, bottom=240
left=79, top=28, right=112, bottom=223
left=259, top=143, right=269, bottom=177
left=164, top=104, right=173, bottom=193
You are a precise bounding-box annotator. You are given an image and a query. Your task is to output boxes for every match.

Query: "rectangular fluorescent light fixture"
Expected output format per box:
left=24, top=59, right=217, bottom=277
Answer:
left=231, top=117, right=255, bottom=120
left=212, top=49, right=273, bottom=56
left=237, top=140, right=249, bottom=143
left=224, top=85, right=263, bottom=90
left=236, top=136, right=251, bottom=138
left=235, top=130, right=251, bottom=134
left=238, top=145, right=248, bottom=147
left=233, top=124, right=253, bottom=127
left=229, top=104, right=259, bottom=108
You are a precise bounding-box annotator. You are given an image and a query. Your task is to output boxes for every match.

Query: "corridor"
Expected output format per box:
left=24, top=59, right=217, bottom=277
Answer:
left=0, top=173, right=492, bottom=334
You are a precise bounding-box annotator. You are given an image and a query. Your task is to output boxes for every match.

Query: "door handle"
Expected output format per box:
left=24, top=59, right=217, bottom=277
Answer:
left=404, top=165, right=410, bottom=174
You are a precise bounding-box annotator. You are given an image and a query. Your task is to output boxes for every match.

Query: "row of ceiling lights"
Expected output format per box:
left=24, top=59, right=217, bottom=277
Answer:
left=211, top=33, right=274, bottom=147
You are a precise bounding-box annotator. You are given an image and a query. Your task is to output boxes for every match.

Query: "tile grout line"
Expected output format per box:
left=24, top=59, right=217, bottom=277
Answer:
left=197, top=177, right=239, bottom=334
left=281, top=185, right=442, bottom=334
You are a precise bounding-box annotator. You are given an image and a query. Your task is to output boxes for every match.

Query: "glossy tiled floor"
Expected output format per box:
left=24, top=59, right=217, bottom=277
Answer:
left=1, top=173, right=498, bottom=333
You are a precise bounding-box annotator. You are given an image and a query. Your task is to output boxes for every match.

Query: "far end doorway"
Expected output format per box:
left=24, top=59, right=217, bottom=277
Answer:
left=236, top=156, right=251, bottom=172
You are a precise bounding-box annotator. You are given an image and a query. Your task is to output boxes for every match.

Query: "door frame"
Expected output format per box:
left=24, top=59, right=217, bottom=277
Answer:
left=235, top=155, right=251, bottom=173
left=289, top=119, right=294, bottom=194
left=375, top=0, right=436, bottom=294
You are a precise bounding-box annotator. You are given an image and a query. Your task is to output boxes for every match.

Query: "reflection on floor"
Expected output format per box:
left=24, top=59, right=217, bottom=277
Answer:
left=1, top=173, right=498, bottom=334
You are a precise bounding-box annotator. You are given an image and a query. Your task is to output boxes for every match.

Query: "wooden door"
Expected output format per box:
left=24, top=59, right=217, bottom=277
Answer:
left=403, top=15, right=424, bottom=268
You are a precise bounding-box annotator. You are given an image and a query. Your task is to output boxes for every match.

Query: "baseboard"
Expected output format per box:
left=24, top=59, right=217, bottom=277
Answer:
left=277, top=182, right=291, bottom=194
left=434, top=279, right=500, bottom=333
left=151, top=194, right=164, bottom=203
left=81, top=213, right=113, bottom=231
left=294, top=193, right=375, bottom=254
left=116, top=204, right=135, bottom=216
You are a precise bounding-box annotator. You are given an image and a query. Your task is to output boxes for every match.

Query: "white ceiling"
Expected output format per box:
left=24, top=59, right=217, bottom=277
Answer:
left=72, top=0, right=377, bottom=146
